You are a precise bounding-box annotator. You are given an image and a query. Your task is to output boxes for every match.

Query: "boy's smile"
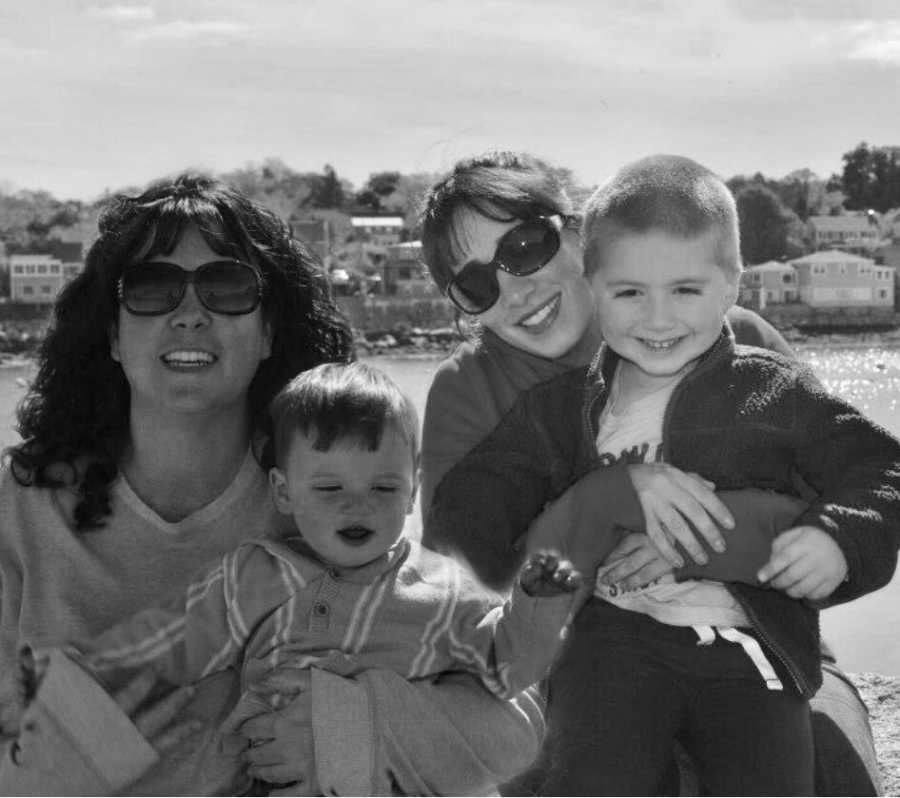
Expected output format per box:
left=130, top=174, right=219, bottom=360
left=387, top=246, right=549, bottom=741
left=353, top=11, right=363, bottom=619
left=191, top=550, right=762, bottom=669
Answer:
left=591, top=229, right=738, bottom=392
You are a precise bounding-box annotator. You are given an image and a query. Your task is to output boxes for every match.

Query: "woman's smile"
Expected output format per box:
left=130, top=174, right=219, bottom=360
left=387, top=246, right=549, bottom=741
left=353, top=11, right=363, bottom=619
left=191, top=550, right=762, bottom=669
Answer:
left=160, top=349, right=218, bottom=369
left=517, top=293, right=561, bottom=332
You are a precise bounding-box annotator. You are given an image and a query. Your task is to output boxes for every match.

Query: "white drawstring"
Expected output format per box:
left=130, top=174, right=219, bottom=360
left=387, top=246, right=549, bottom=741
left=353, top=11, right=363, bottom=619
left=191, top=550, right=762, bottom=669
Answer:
left=693, top=625, right=784, bottom=691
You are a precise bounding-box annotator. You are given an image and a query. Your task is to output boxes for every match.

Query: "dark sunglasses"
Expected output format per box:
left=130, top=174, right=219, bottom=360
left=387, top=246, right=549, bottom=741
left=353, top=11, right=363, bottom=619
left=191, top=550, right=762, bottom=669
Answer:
left=446, top=215, right=569, bottom=315
left=118, top=260, right=264, bottom=316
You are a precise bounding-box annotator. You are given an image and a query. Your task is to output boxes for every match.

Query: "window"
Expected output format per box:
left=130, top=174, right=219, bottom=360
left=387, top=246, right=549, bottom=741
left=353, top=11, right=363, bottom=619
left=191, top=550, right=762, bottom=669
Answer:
left=878, top=289, right=888, bottom=299
left=12, top=265, right=23, bottom=274
left=50, top=264, right=60, bottom=274
left=37, top=265, right=47, bottom=274
left=22, top=285, right=34, bottom=294
left=41, top=285, right=51, bottom=294
left=782, top=273, right=794, bottom=284
left=25, top=265, right=35, bottom=274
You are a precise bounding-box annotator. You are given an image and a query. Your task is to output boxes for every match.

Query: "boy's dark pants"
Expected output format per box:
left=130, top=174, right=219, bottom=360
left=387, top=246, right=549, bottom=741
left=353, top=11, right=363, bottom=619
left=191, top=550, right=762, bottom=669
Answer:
left=535, top=598, right=814, bottom=796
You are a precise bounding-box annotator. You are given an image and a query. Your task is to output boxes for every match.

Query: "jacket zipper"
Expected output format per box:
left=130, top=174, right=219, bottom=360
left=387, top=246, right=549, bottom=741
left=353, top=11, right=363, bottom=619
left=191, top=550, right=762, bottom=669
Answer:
left=727, top=586, right=812, bottom=696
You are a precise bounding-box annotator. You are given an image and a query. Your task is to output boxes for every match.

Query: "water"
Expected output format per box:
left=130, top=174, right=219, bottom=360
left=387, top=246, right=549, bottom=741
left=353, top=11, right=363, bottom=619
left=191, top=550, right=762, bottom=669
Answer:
left=1, top=346, right=898, bottom=675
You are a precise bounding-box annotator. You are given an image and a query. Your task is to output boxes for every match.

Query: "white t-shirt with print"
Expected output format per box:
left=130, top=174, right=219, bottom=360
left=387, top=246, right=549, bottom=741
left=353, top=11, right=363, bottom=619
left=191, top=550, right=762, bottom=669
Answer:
left=592, top=368, right=749, bottom=629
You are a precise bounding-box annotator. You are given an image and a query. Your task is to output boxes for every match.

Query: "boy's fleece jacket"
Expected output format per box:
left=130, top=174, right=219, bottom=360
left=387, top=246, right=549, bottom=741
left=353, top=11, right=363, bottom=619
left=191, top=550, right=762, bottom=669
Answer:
left=427, top=328, right=900, bottom=697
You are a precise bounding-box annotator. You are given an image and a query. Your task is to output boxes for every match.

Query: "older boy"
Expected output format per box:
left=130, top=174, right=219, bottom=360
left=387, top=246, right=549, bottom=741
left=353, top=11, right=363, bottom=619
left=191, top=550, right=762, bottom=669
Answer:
left=429, top=154, right=900, bottom=794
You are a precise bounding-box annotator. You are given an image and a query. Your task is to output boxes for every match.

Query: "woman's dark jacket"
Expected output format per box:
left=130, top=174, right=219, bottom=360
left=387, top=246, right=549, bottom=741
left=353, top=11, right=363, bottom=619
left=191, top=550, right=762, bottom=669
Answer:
left=426, top=328, right=900, bottom=697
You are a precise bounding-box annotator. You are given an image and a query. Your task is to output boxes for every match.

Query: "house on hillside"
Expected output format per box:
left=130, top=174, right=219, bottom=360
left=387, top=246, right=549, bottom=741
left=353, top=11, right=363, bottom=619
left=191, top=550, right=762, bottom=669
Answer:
left=350, top=214, right=405, bottom=247
left=788, top=250, right=894, bottom=309
left=381, top=241, right=440, bottom=297
left=739, top=261, right=798, bottom=308
left=9, top=253, right=82, bottom=304
left=807, top=214, right=882, bottom=255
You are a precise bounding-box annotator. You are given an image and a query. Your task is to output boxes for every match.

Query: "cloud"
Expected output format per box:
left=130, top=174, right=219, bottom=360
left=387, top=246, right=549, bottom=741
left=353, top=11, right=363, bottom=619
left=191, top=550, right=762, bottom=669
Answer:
left=847, top=22, right=900, bottom=63
left=734, top=0, right=900, bottom=22
left=125, top=19, right=248, bottom=43
left=87, top=4, right=155, bottom=22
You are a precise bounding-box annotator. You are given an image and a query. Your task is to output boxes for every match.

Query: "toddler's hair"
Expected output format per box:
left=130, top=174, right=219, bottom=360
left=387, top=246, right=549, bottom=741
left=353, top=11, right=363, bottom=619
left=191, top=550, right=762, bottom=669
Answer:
left=269, top=362, right=419, bottom=466
left=582, top=154, right=741, bottom=278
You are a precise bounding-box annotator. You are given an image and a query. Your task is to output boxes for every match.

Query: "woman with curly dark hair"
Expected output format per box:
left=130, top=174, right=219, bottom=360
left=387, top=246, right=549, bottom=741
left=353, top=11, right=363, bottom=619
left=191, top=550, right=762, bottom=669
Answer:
left=0, top=173, right=543, bottom=795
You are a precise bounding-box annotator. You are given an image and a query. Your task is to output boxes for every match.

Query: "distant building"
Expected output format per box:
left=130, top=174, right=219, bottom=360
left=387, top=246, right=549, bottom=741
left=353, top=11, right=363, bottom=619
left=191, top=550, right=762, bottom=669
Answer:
left=381, top=241, right=440, bottom=298
left=788, top=250, right=894, bottom=309
left=9, top=253, right=82, bottom=304
left=739, top=261, right=798, bottom=308
left=807, top=214, right=881, bottom=254
left=350, top=215, right=405, bottom=247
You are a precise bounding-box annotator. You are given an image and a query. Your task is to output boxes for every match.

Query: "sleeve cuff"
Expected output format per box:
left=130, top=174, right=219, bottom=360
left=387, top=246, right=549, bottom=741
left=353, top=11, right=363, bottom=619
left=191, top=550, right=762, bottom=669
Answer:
left=311, top=667, right=374, bottom=796
left=34, top=650, right=159, bottom=789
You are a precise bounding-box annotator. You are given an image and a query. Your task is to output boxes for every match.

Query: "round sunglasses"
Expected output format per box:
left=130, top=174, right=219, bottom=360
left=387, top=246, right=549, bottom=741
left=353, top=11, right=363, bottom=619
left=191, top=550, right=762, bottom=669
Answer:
left=118, top=260, right=264, bottom=316
left=446, top=215, right=569, bottom=315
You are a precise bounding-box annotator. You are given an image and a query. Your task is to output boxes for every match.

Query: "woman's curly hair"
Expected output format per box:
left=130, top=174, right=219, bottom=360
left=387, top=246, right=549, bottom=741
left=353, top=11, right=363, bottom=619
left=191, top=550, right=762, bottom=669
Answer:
left=7, top=172, right=353, bottom=530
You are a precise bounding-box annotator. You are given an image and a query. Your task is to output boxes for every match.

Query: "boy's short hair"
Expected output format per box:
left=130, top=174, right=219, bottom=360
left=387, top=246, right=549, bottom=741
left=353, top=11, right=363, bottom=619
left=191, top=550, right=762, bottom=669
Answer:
left=269, top=362, right=419, bottom=467
left=582, top=154, right=742, bottom=278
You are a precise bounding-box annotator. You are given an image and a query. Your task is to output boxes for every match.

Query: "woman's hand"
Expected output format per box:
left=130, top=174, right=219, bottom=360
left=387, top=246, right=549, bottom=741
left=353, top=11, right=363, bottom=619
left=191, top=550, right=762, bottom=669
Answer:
left=627, top=463, right=734, bottom=567
left=597, top=532, right=674, bottom=591
left=218, top=668, right=319, bottom=795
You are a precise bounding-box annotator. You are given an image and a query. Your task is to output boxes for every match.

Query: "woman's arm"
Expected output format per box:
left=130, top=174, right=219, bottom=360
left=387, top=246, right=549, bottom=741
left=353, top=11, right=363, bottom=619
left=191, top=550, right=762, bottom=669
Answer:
left=597, top=489, right=809, bottom=589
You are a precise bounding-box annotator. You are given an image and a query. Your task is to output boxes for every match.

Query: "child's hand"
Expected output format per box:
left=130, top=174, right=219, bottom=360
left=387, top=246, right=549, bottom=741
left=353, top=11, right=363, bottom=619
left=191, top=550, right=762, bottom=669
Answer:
left=756, top=526, right=848, bottom=600
left=520, top=551, right=582, bottom=597
left=220, top=668, right=319, bottom=792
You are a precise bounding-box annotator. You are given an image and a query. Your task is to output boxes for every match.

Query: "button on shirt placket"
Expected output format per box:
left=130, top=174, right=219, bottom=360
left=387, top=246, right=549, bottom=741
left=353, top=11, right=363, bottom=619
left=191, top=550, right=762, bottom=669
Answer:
left=310, top=568, right=341, bottom=633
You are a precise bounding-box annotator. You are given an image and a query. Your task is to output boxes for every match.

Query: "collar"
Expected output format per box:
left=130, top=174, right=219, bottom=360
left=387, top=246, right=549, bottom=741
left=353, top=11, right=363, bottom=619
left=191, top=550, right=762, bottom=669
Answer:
left=280, top=535, right=411, bottom=585
left=585, top=321, right=737, bottom=391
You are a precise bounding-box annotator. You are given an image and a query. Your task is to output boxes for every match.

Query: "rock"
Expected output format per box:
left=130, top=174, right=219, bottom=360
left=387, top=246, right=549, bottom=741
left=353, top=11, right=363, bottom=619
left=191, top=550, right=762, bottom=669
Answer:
left=852, top=672, right=900, bottom=796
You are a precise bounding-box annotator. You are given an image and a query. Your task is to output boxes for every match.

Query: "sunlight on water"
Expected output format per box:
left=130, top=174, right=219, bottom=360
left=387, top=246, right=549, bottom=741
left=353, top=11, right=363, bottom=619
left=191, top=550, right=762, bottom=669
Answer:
left=797, top=346, right=900, bottom=430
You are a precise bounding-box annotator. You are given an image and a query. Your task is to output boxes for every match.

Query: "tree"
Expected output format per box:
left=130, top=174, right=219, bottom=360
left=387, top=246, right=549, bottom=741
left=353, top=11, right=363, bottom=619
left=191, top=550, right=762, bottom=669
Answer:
left=735, top=185, right=790, bottom=265
left=310, top=164, right=345, bottom=209
left=837, top=142, right=900, bottom=212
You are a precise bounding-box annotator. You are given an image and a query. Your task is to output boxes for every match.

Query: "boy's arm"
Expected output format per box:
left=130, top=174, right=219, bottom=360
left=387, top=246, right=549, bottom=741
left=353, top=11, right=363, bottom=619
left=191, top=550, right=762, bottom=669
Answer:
left=787, top=365, right=900, bottom=604
left=72, top=543, right=287, bottom=692
left=432, top=555, right=580, bottom=700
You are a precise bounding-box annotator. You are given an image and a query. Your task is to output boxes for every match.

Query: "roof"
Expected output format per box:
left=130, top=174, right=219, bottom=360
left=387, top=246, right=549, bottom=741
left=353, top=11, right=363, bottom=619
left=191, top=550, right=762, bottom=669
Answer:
left=807, top=215, right=878, bottom=233
left=351, top=216, right=404, bottom=227
left=790, top=250, right=875, bottom=265
left=744, top=260, right=795, bottom=272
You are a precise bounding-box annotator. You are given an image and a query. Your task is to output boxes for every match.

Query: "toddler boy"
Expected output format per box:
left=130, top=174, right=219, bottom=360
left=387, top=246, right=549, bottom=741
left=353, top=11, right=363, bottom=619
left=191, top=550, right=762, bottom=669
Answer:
left=16, top=362, right=580, bottom=794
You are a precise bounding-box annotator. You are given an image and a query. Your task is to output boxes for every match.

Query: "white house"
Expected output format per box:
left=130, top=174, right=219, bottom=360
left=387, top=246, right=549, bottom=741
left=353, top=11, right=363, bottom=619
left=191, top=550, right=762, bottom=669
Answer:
left=788, top=250, right=894, bottom=309
left=807, top=214, right=881, bottom=254
left=350, top=215, right=405, bottom=247
left=9, top=254, right=81, bottom=304
left=740, top=261, right=798, bottom=308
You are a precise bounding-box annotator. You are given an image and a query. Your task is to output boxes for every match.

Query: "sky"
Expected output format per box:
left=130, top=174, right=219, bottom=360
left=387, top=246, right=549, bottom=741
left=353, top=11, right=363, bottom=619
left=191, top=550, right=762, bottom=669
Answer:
left=2, top=0, right=899, bottom=200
